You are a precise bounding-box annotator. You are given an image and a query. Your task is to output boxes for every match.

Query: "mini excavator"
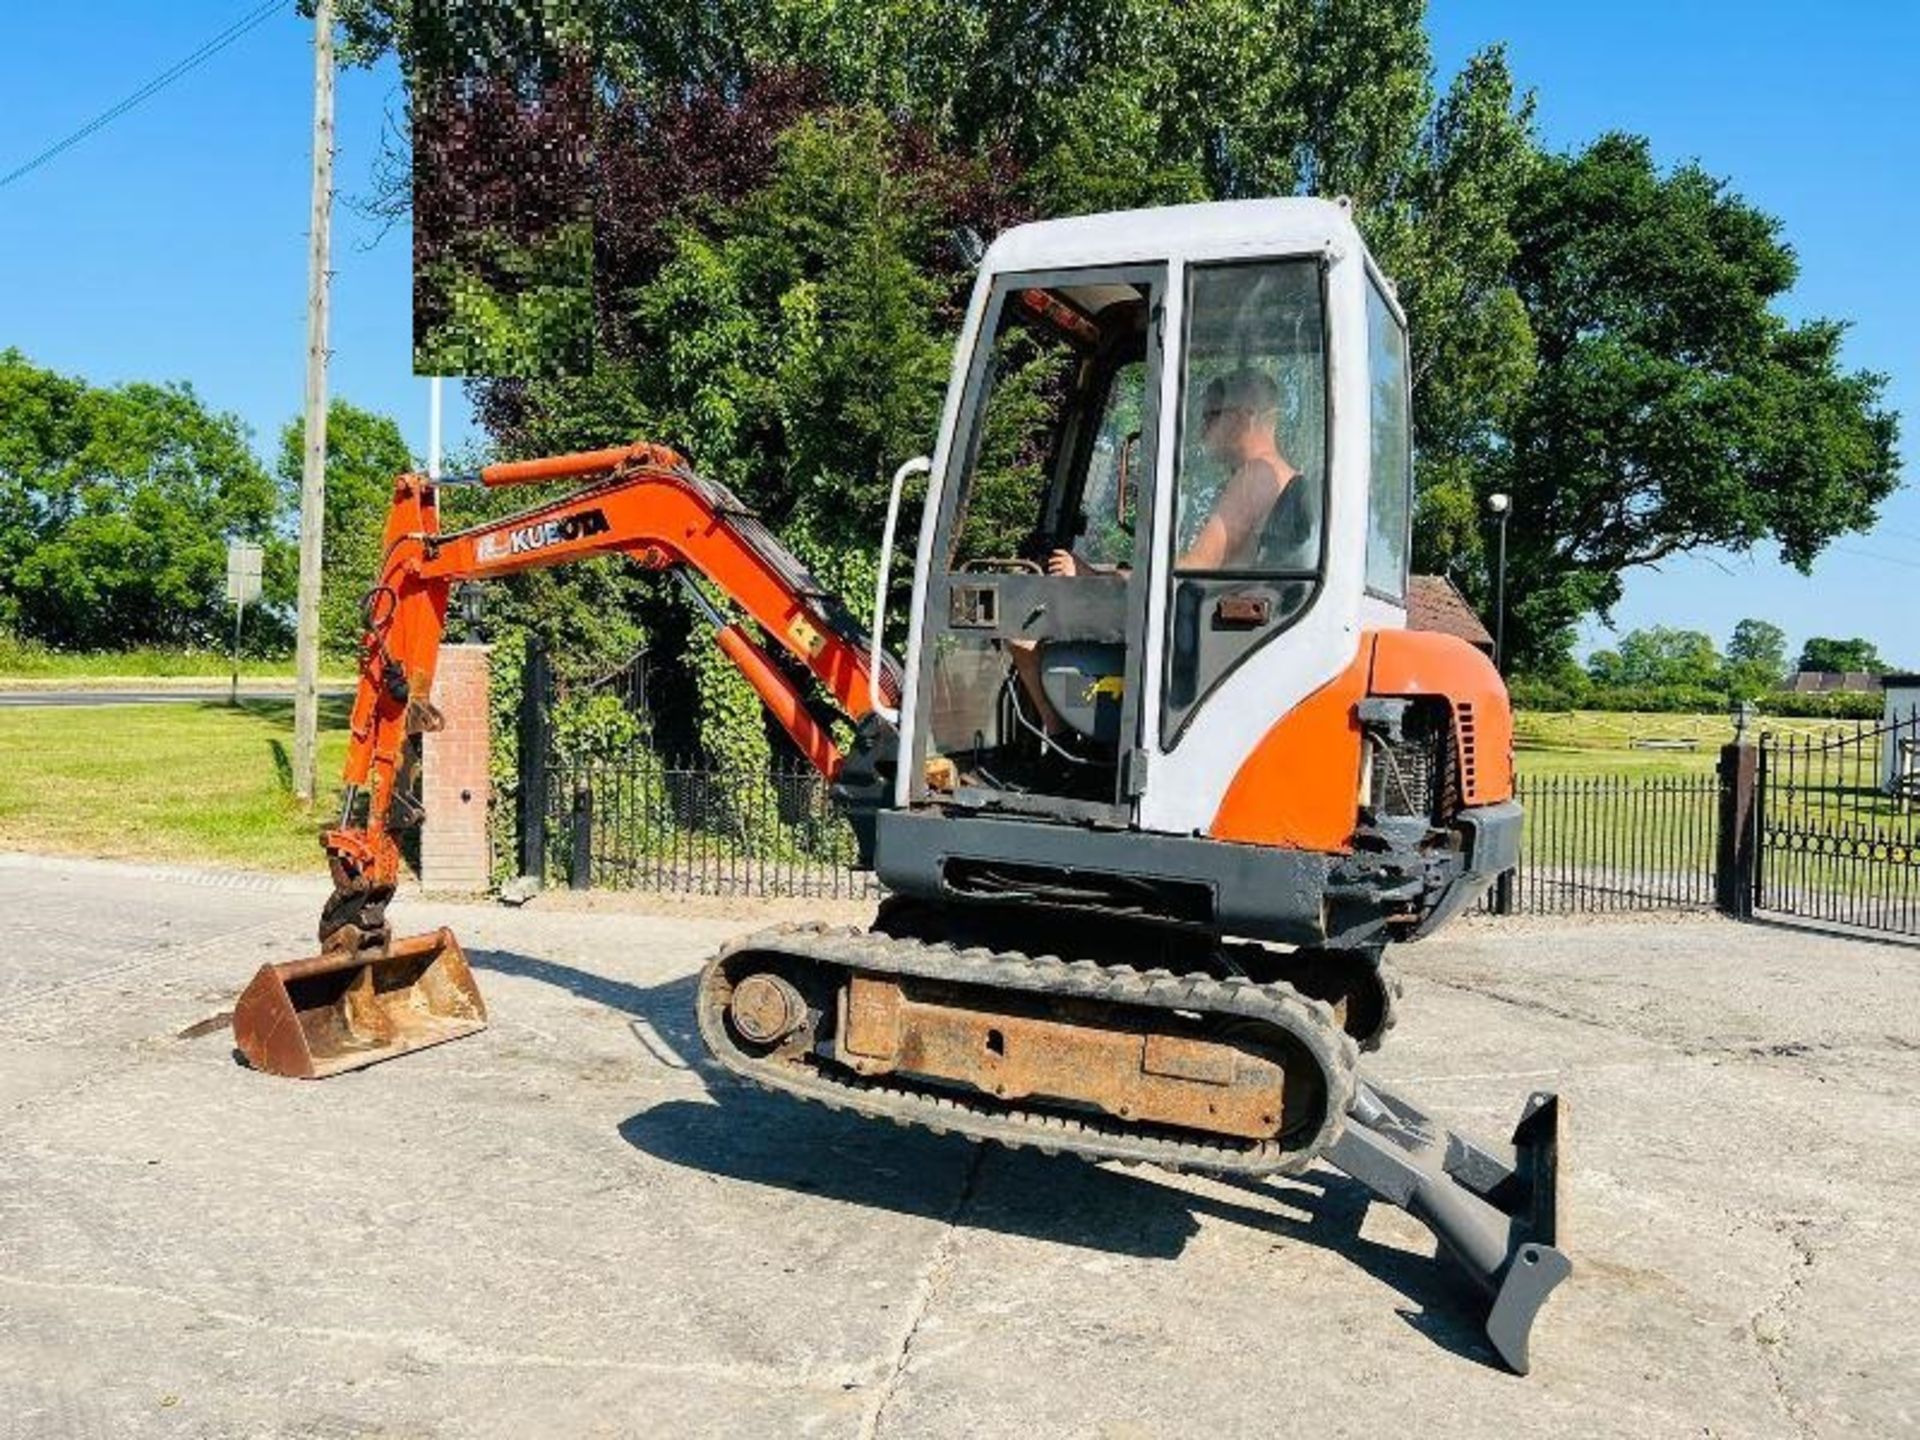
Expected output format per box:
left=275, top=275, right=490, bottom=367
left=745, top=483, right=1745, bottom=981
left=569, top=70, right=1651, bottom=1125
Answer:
left=234, top=199, right=1567, bottom=1370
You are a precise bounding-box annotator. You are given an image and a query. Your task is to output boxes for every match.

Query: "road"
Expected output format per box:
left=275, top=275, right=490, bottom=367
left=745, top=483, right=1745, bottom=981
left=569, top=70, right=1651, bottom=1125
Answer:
left=1, top=852, right=1915, bottom=1438
left=0, top=686, right=351, bottom=708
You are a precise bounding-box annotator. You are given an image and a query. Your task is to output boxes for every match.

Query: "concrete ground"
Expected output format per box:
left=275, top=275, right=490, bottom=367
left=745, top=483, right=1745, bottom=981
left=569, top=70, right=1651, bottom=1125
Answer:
left=2, top=852, right=1915, bottom=1439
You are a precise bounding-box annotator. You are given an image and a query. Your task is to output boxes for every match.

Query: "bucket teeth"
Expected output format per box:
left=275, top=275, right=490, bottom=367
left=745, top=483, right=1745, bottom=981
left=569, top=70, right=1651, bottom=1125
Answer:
left=232, top=928, right=487, bottom=1079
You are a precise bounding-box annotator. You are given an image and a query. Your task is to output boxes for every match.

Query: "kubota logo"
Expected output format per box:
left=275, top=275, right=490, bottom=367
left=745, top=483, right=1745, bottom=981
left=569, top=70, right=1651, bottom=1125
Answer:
left=477, top=507, right=611, bottom=562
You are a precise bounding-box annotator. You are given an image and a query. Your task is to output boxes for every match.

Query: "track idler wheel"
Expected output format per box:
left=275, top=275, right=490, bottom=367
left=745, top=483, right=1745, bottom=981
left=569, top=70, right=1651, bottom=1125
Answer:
left=727, top=973, right=811, bottom=1047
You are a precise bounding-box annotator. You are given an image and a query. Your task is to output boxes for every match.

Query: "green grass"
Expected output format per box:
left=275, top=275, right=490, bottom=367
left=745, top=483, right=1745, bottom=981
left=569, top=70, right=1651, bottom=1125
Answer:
left=1514, top=708, right=1853, bottom=778
left=0, top=632, right=353, bottom=682
left=0, top=699, right=351, bottom=872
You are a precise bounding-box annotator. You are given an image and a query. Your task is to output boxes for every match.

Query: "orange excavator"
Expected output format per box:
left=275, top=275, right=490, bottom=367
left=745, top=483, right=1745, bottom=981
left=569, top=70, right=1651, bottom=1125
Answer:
left=234, top=199, right=1567, bottom=1371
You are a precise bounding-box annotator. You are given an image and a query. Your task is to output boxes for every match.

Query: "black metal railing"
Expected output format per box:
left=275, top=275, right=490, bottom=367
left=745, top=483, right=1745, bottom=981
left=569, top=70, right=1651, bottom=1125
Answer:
left=1755, top=710, right=1920, bottom=935
left=1485, top=772, right=1722, bottom=915
left=546, top=753, right=880, bottom=900
left=531, top=752, right=1726, bottom=916
left=503, top=636, right=1920, bottom=936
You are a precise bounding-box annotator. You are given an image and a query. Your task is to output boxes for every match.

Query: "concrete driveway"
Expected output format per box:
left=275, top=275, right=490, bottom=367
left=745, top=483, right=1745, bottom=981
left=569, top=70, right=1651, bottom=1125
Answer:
left=1, top=853, right=1914, bottom=1438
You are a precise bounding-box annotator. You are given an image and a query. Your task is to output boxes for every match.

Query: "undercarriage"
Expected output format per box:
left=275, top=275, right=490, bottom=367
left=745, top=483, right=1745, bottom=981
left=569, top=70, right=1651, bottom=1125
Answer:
left=696, top=914, right=1567, bottom=1372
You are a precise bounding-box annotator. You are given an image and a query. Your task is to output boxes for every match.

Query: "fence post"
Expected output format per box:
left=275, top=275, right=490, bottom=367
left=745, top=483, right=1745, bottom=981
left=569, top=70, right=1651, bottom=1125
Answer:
left=518, top=636, right=551, bottom=884
left=570, top=779, right=593, bottom=891
left=1716, top=736, right=1758, bottom=919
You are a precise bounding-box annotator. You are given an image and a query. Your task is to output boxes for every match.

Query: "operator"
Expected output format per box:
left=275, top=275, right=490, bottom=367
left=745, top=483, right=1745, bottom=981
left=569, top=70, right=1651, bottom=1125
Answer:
left=1011, top=368, right=1299, bottom=737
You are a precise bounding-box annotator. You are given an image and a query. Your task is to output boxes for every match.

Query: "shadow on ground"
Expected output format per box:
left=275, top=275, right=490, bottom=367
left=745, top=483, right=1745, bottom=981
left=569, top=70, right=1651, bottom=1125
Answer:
left=470, top=945, right=1501, bottom=1368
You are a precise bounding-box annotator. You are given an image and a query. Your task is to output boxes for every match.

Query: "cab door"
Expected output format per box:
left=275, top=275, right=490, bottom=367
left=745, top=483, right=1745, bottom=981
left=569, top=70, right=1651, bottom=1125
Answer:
left=908, top=264, right=1166, bottom=824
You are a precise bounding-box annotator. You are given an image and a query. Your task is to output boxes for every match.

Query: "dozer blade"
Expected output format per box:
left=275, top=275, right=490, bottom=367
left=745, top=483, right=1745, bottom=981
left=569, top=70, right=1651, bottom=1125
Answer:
left=1327, top=1082, right=1569, bottom=1374
left=232, top=928, right=487, bottom=1079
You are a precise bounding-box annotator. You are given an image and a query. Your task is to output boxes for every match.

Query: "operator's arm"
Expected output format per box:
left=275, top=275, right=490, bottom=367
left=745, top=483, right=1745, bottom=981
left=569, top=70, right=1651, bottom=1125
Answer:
left=1177, top=459, right=1293, bottom=571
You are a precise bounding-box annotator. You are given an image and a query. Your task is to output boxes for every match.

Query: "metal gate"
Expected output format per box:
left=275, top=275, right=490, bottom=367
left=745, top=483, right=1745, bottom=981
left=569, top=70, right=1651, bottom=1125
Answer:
left=1755, top=709, right=1920, bottom=936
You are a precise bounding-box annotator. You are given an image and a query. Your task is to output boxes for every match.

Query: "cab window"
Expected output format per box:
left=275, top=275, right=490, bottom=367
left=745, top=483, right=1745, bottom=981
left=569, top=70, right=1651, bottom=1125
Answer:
left=1163, top=259, right=1328, bottom=741
left=1365, top=275, right=1412, bottom=600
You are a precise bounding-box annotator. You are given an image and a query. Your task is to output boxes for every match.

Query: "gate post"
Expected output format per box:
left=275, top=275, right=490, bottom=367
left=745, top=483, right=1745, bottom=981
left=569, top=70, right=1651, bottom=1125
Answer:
left=1716, top=735, right=1758, bottom=919
left=419, top=643, right=494, bottom=893
left=517, top=636, right=552, bottom=885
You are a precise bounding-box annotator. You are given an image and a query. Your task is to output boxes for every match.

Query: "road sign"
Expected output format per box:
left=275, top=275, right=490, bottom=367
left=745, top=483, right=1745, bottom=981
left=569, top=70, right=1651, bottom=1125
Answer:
left=226, top=542, right=264, bottom=605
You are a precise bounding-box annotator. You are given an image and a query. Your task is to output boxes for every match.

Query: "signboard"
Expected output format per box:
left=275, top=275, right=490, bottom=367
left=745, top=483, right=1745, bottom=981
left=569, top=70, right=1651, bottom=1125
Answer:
left=226, top=542, right=264, bottom=606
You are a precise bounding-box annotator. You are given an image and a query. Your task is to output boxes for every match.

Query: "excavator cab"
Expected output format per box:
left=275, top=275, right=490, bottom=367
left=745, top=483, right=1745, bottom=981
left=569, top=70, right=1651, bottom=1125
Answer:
left=900, top=218, right=1345, bottom=845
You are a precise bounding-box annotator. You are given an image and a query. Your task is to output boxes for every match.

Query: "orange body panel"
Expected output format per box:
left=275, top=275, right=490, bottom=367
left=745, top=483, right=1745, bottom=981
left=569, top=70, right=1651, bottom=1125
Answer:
left=1209, top=642, right=1372, bottom=852
left=1208, top=628, right=1515, bottom=852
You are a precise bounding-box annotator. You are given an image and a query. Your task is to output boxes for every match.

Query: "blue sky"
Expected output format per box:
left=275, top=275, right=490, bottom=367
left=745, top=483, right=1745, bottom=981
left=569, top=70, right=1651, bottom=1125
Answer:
left=2, top=2, right=1914, bottom=664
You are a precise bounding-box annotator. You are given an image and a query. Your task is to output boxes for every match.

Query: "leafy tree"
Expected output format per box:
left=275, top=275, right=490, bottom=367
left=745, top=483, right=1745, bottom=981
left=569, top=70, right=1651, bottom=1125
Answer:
left=318, top=3, right=1900, bottom=724
left=0, top=349, right=285, bottom=651
left=411, top=57, right=595, bottom=376
left=1587, top=626, right=1720, bottom=688
left=1796, top=636, right=1887, bottom=676
left=1727, top=618, right=1787, bottom=676
left=470, top=108, right=979, bottom=796
left=276, top=400, right=416, bottom=656
left=1722, top=617, right=1787, bottom=697
left=1494, top=135, right=1899, bottom=667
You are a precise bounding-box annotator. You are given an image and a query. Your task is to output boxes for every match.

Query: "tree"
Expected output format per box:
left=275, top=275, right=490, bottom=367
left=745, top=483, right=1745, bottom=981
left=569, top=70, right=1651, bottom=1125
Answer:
left=1796, top=636, right=1887, bottom=676
left=470, top=107, right=985, bottom=790
left=1587, top=626, right=1720, bottom=688
left=412, top=56, right=596, bottom=376
left=1728, top=619, right=1787, bottom=676
left=1721, top=617, right=1788, bottom=697
left=277, top=400, right=416, bottom=656
left=1493, top=135, right=1899, bottom=667
left=0, top=348, right=284, bottom=651
left=317, top=3, right=1901, bottom=723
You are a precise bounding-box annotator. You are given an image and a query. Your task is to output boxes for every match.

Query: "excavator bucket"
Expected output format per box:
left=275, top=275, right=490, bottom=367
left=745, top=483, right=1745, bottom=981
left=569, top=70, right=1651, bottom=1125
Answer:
left=231, top=928, right=487, bottom=1079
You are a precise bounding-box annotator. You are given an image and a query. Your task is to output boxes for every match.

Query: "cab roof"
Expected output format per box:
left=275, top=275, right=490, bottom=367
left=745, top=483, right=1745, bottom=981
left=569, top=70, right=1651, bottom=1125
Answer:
left=982, top=197, right=1368, bottom=276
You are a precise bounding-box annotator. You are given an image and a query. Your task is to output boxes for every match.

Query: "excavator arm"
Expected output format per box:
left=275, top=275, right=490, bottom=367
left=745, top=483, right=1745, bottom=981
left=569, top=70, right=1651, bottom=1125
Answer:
left=322, top=440, right=899, bottom=951
left=234, top=443, right=900, bottom=1079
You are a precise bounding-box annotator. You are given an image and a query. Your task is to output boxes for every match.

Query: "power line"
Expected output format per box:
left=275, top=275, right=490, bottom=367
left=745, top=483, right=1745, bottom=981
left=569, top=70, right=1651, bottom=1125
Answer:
left=1834, top=545, right=1920, bottom=571
left=0, top=1, right=290, bottom=193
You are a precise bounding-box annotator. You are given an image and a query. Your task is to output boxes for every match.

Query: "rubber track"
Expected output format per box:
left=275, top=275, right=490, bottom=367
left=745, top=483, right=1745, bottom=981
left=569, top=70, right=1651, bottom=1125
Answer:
left=1364, top=954, right=1403, bottom=1053
left=1220, top=942, right=1402, bottom=1053
left=696, top=924, right=1359, bottom=1177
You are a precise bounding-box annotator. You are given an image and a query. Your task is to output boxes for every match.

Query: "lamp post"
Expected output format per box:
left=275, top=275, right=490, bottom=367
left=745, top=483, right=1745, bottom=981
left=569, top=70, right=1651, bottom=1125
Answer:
left=1488, top=492, right=1511, bottom=673
left=456, top=582, right=486, bottom=645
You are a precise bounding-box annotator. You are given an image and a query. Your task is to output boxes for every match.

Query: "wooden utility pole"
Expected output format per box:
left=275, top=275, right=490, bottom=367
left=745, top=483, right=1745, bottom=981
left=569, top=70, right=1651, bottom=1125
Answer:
left=292, top=0, right=336, bottom=805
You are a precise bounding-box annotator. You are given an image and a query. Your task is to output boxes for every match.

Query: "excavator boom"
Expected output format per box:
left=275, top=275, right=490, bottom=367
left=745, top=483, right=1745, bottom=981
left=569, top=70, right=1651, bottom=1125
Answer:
left=233, top=442, right=896, bottom=1080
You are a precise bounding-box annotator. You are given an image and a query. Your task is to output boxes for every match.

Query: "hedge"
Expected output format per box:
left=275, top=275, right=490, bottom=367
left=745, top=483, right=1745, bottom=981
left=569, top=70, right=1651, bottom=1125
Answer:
left=1507, top=675, right=1886, bottom=720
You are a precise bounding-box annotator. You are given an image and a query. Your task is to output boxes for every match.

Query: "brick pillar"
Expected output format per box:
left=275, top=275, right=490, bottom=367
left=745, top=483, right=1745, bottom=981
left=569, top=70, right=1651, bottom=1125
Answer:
left=421, top=643, right=493, bottom=892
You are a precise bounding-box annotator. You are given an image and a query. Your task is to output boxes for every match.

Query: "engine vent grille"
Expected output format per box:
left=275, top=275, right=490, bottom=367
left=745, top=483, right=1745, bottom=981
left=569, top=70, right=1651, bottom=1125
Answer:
left=1455, top=701, right=1479, bottom=800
